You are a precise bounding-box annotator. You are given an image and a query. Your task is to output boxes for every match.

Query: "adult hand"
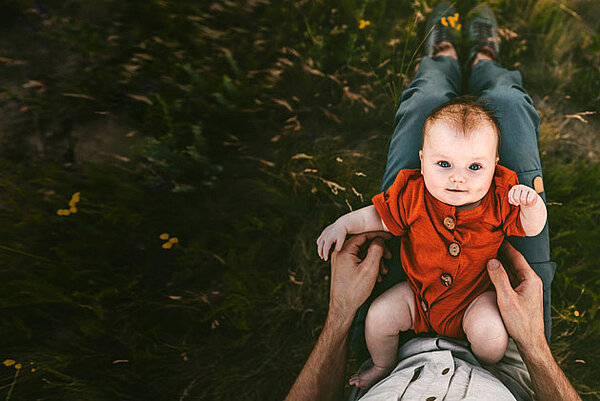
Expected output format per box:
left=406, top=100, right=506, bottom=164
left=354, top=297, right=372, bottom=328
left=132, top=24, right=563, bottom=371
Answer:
left=286, top=232, right=391, bottom=401
left=486, top=241, right=546, bottom=349
left=329, top=232, right=392, bottom=320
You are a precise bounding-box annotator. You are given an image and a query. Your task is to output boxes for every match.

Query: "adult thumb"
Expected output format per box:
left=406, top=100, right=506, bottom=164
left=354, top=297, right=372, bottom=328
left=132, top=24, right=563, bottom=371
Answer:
left=487, top=259, right=512, bottom=297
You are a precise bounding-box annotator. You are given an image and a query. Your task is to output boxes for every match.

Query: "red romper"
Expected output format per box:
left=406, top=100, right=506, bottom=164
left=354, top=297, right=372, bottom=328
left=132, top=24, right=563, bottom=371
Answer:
left=371, top=165, right=526, bottom=339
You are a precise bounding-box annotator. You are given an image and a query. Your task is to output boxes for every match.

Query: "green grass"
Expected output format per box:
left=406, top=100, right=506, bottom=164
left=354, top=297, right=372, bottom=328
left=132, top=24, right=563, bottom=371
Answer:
left=0, top=0, right=599, bottom=399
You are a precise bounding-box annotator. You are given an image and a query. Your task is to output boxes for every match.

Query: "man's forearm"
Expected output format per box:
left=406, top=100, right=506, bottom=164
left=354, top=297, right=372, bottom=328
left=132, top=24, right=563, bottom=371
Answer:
left=286, top=308, right=353, bottom=401
left=518, top=342, right=581, bottom=401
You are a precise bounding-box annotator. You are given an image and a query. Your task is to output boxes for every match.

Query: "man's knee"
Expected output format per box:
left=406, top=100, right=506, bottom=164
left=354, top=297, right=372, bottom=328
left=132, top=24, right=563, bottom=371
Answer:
left=480, top=87, right=541, bottom=168
left=399, top=90, right=451, bottom=116
left=481, top=87, right=536, bottom=121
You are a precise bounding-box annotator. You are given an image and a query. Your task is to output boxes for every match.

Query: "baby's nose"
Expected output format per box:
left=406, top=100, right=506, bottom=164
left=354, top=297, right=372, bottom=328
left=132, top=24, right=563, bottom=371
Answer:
left=450, top=175, right=466, bottom=184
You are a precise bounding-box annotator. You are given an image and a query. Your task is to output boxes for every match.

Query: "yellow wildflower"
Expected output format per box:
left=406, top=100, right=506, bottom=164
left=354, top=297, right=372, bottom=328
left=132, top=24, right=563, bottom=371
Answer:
left=574, top=310, right=580, bottom=317
left=3, top=359, right=15, bottom=367
left=162, top=242, right=173, bottom=249
left=441, top=13, right=460, bottom=30
left=358, top=19, right=371, bottom=29
left=15, top=363, right=21, bottom=370
left=31, top=368, right=36, bottom=372
left=169, top=237, right=179, bottom=244
left=57, top=209, right=71, bottom=216
left=70, top=207, right=78, bottom=213
left=69, top=200, right=77, bottom=207
left=72, top=192, right=81, bottom=201
left=160, top=233, right=170, bottom=240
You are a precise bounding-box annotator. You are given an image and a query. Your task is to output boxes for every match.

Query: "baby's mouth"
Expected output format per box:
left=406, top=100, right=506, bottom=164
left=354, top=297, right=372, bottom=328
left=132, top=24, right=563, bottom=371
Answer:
left=446, top=188, right=466, bottom=192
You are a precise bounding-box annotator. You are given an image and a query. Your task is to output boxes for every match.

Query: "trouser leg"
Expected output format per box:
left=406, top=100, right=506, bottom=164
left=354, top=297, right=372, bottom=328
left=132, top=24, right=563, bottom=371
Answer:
left=469, top=60, right=555, bottom=343
left=352, top=56, right=461, bottom=356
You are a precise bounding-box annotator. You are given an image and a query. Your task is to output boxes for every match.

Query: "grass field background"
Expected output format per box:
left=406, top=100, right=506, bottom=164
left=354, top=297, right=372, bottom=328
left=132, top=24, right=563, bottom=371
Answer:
left=0, top=0, right=599, bottom=399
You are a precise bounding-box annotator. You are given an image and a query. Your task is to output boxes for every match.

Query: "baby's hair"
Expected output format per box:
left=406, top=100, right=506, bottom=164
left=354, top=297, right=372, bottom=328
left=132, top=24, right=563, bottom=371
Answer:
left=422, top=95, right=501, bottom=156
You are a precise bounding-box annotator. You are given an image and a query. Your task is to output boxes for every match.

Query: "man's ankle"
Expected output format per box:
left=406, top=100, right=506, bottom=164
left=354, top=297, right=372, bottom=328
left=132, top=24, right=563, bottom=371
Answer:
left=471, top=51, right=494, bottom=69
left=433, top=41, right=458, bottom=60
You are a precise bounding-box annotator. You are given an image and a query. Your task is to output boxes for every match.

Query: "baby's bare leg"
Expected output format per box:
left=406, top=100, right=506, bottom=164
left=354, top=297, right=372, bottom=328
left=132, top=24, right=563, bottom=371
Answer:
left=462, top=291, right=509, bottom=365
left=349, top=282, right=415, bottom=389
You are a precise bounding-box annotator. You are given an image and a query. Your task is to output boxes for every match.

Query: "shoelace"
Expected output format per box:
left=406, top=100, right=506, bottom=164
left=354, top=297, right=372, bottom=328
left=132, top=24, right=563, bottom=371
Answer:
left=432, top=21, right=453, bottom=45
left=472, top=20, right=492, bottom=42
left=429, top=21, right=453, bottom=54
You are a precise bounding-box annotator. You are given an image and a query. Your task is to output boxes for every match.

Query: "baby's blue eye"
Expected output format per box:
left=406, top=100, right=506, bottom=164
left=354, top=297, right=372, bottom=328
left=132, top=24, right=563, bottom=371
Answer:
left=469, top=164, right=482, bottom=171
left=437, top=161, right=450, bottom=168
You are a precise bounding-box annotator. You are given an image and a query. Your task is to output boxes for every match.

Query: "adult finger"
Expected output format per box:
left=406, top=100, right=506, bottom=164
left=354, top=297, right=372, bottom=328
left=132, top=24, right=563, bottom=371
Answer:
left=340, top=232, right=391, bottom=256
left=383, top=245, right=392, bottom=260
left=379, top=260, right=388, bottom=275
left=342, top=232, right=368, bottom=250
left=487, top=259, right=514, bottom=300
left=345, top=231, right=391, bottom=246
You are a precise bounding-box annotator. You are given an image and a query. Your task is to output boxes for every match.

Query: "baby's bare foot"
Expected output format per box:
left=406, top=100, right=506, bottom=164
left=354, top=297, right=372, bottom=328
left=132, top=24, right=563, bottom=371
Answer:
left=348, top=364, right=393, bottom=390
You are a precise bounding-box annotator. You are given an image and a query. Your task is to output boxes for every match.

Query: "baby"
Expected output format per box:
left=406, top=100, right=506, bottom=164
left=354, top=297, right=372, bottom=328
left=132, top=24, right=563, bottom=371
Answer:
left=316, top=97, right=547, bottom=389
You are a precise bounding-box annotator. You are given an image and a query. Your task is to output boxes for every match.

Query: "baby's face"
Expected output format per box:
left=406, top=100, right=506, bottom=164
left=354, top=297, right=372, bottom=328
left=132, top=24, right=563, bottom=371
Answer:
left=419, top=120, right=499, bottom=208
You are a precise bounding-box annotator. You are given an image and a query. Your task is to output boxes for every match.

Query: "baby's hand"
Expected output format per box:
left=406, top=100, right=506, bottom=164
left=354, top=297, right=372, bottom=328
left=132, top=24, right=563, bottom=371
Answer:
left=508, top=184, right=538, bottom=207
left=316, top=220, right=348, bottom=261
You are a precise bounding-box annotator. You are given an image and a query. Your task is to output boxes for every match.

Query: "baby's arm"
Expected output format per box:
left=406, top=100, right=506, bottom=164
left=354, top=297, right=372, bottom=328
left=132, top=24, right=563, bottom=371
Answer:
left=317, top=205, right=389, bottom=261
left=508, top=185, right=547, bottom=236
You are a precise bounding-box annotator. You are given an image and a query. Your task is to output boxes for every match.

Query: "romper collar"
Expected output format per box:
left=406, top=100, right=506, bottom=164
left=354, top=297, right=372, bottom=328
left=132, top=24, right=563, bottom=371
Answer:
left=424, top=183, right=493, bottom=223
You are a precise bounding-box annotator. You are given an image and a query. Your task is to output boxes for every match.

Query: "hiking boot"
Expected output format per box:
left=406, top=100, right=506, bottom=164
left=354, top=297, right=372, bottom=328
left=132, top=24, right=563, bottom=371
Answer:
left=423, top=2, right=460, bottom=58
left=466, top=4, right=501, bottom=67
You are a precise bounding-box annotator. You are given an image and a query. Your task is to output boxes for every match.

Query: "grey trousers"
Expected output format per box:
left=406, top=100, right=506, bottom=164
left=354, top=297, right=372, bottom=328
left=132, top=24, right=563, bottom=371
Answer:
left=352, top=56, right=555, bottom=356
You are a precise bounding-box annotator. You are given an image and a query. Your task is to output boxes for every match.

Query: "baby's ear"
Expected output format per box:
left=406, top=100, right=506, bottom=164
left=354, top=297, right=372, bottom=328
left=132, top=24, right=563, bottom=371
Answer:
left=419, top=150, right=424, bottom=172
left=495, top=156, right=499, bottom=164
